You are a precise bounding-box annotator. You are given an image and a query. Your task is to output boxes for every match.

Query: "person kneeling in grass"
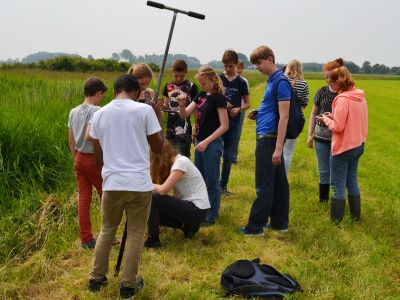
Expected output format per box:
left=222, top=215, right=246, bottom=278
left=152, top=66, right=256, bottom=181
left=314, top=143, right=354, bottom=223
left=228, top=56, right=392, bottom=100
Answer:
left=145, top=140, right=210, bottom=248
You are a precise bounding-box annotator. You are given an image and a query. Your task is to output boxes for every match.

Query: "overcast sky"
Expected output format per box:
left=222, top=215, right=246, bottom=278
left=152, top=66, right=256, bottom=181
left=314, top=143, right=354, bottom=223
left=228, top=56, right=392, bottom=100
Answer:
left=1, top=0, right=399, bottom=66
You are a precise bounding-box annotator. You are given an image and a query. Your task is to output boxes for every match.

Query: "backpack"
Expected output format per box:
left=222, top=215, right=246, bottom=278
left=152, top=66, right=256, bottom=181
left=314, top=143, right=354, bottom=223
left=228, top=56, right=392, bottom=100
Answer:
left=221, top=258, right=301, bottom=299
left=273, top=77, right=305, bottom=139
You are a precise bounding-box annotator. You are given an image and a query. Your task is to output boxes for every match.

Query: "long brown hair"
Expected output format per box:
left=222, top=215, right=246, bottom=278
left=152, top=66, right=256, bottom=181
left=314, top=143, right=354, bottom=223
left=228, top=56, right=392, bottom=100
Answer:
left=195, top=66, right=224, bottom=95
left=328, top=66, right=355, bottom=93
left=284, top=59, right=304, bottom=86
left=323, top=58, right=343, bottom=71
left=150, top=140, right=179, bottom=184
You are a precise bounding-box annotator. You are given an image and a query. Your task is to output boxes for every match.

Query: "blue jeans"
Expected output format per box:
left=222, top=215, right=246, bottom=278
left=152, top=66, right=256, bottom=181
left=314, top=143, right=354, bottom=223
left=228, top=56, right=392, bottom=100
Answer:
left=195, top=138, right=223, bottom=222
left=315, top=140, right=332, bottom=185
left=283, top=138, right=297, bottom=176
left=220, top=121, right=240, bottom=189
left=246, top=136, right=289, bottom=232
left=331, top=144, right=364, bottom=200
left=232, top=110, right=245, bottom=162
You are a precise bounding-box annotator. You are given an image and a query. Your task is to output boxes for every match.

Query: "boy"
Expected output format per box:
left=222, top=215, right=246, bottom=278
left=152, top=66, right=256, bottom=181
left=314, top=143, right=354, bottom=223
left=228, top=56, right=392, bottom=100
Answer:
left=88, top=74, right=163, bottom=299
left=232, top=60, right=250, bottom=164
left=68, top=77, right=107, bottom=249
left=219, top=50, right=250, bottom=195
left=241, top=45, right=291, bottom=236
left=163, top=59, right=198, bottom=158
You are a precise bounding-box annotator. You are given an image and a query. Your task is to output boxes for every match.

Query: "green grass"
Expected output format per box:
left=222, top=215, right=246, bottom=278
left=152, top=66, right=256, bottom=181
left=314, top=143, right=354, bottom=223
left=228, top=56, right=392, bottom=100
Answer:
left=0, top=70, right=399, bottom=299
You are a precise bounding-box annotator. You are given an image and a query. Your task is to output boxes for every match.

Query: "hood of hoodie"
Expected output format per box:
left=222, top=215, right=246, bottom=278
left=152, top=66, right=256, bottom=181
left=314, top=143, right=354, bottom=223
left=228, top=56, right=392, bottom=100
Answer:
left=338, top=89, right=365, bottom=102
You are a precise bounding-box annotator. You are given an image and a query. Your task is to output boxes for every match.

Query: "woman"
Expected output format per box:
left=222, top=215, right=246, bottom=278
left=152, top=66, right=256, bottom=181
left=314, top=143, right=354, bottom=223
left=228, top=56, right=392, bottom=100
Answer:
left=307, top=58, right=342, bottom=202
left=317, top=66, right=368, bottom=224
left=178, top=66, right=229, bottom=226
left=145, top=141, right=210, bottom=248
left=283, top=59, right=309, bottom=175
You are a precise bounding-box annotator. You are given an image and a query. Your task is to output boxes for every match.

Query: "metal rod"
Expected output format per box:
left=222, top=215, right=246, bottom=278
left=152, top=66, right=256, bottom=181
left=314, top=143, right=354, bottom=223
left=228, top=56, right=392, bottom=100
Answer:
left=153, top=11, right=177, bottom=102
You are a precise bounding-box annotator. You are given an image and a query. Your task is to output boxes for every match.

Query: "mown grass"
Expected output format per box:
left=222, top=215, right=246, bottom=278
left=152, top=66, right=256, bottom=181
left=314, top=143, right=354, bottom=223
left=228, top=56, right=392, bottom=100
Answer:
left=0, top=69, right=399, bottom=299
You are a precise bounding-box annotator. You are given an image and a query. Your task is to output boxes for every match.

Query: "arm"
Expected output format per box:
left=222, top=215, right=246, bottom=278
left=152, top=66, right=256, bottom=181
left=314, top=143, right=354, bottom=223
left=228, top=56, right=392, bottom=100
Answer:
left=147, top=130, right=164, bottom=154
left=241, top=95, right=250, bottom=111
left=301, top=83, right=310, bottom=108
left=92, top=139, right=103, bottom=167
left=307, top=104, right=319, bottom=148
left=196, top=107, right=229, bottom=152
left=178, top=98, right=197, bottom=119
left=153, top=169, right=185, bottom=196
left=85, top=124, right=94, bottom=141
left=68, top=128, right=76, bottom=157
left=272, top=101, right=290, bottom=165
left=322, top=98, right=348, bottom=133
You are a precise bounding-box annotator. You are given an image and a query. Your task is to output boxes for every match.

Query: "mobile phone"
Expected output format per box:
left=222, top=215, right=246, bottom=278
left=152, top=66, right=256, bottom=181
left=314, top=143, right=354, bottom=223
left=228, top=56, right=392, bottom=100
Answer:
left=250, top=109, right=259, bottom=116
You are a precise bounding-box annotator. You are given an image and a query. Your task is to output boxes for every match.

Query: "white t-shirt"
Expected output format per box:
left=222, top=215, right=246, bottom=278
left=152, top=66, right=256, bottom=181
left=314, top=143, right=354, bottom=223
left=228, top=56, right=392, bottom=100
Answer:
left=90, top=99, right=161, bottom=192
left=171, top=154, right=210, bottom=210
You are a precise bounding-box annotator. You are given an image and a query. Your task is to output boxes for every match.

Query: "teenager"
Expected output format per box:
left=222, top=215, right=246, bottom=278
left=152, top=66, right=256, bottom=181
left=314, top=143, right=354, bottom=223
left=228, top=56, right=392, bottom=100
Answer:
left=282, top=59, right=309, bottom=175
left=178, top=66, right=229, bottom=226
left=307, top=58, right=342, bottom=202
left=88, top=74, right=163, bottom=299
left=219, top=50, right=250, bottom=195
left=241, top=45, right=290, bottom=235
left=144, top=141, right=210, bottom=248
left=163, top=60, right=198, bottom=158
left=317, top=67, right=368, bottom=224
left=68, top=77, right=107, bottom=249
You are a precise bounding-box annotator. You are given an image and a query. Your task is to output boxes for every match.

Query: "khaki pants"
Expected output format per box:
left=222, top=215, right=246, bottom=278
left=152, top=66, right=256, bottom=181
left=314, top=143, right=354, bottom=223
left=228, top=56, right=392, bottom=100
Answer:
left=89, top=191, right=151, bottom=288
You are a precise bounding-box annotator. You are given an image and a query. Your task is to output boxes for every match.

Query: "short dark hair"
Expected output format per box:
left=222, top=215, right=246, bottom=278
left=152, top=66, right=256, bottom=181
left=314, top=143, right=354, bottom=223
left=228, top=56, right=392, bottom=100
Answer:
left=222, top=50, right=239, bottom=64
left=114, top=74, right=140, bottom=95
left=250, top=46, right=275, bottom=64
left=84, top=77, right=108, bottom=97
left=172, top=60, right=188, bottom=73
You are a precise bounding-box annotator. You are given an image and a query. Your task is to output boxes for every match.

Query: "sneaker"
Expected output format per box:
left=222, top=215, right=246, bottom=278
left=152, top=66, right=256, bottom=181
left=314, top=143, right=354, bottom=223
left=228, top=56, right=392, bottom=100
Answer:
left=120, top=277, right=144, bottom=299
left=239, top=226, right=264, bottom=236
left=200, top=219, right=215, bottom=227
left=182, top=223, right=200, bottom=239
left=221, top=188, right=233, bottom=196
left=144, top=236, right=162, bottom=248
left=88, top=276, right=108, bottom=292
left=81, top=238, right=96, bottom=249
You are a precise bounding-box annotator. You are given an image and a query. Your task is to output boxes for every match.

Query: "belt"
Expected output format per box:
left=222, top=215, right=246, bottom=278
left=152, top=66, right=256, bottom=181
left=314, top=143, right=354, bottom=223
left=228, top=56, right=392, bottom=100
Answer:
left=257, top=133, right=277, bottom=139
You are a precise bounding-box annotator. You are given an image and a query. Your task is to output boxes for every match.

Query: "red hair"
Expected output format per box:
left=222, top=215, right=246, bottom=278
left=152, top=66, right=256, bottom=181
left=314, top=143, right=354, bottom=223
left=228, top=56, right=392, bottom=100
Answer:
left=323, top=58, right=343, bottom=71
left=150, top=140, right=178, bottom=184
left=328, top=66, right=355, bottom=93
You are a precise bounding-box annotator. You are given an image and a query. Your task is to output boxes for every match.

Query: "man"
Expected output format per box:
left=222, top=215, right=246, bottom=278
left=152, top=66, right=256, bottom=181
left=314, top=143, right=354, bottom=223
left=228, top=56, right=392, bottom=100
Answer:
left=241, top=45, right=291, bottom=236
left=87, top=74, right=163, bottom=299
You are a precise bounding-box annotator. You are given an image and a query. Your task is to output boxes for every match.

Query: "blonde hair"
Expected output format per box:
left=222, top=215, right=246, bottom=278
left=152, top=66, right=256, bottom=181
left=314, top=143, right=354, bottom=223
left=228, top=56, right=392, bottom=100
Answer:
left=328, top=66, right=355, bottom=93
left=195, top=66, right=224, bottom=95
left=150, top=140, right=179, bottom=184
left=127, top=63, right=153, bottom=79
left=285, top=59, right=304, bottom=86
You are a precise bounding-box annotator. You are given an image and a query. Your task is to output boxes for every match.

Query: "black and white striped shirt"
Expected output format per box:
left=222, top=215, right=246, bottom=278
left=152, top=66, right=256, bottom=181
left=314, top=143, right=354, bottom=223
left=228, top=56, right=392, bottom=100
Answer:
left=288, top=78, right=309, bottom=108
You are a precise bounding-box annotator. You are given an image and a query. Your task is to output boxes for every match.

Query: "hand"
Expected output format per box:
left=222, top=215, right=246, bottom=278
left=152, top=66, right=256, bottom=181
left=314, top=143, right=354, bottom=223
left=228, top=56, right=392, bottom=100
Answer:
left=307, top=135, right=314, bottom=148
left=229, top=107, right=240, bottom=118
left=177, top=94, right=187, bottom=107
left=248, top=110, right=257, bottom=120
left=272, top=148, right=282, bottom=165
left=195, top=140, right=209, bottom=152
left=226, top=102, right=233, bottom=111
left=315, top=114, right=324, bottom=123
left=323, top=112, right=333, bottom=119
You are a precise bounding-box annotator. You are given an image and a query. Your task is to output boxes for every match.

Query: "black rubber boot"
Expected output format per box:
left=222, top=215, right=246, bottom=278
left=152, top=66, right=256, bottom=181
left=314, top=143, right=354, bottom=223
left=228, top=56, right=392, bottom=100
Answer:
left=330, top=197, right=345, bottom=225
left=348, top=195, right=361, bottom=223
left=319, top=183, right=330, bottom=202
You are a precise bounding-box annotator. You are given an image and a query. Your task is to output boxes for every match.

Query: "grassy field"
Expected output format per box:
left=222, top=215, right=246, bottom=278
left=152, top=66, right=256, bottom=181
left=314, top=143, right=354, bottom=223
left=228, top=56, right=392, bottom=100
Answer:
left=0, top=69, right=399, bottom=299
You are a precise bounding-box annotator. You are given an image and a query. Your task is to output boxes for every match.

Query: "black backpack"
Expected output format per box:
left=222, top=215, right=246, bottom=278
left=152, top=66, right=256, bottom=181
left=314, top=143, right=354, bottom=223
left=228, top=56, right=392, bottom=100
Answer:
left=221, top=258, right=301, bottom=299
left=273, top=77, right=305, bottom=139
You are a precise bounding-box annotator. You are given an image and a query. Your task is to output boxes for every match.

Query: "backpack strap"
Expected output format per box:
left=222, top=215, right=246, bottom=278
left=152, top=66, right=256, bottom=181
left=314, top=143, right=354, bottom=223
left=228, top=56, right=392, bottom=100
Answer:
left=227, top=284, right=287, bottom=298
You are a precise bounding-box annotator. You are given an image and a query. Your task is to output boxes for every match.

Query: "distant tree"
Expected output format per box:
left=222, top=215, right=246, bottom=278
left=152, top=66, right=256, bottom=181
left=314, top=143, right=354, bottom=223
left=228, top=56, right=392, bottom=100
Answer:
left=237, top=52, right=251, bottom=67
left=361, top=61, right=372, bottom=74
left=120, top=49, right=137, bottom=64
left=21, top=51, right=80, bottom=63
left=343, top=61, right=360, bottom=74
left=390, top=66, right=400, bottom=75
left=87, top=54, right=94, bottom=60
left=372, top=63, right=390, bottom=74
left=302, top=62, right=324, bottom=72
left=207, top=60, right=224, bottom=69
left=148, top=63, right=160, bottom=72
left=111, top=52, right=120, bottom=61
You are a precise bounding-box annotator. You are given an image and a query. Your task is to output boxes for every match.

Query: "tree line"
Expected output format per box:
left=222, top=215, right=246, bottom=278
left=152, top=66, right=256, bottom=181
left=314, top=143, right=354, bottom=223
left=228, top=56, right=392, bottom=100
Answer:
left=1, top=50, right=399, bottom=75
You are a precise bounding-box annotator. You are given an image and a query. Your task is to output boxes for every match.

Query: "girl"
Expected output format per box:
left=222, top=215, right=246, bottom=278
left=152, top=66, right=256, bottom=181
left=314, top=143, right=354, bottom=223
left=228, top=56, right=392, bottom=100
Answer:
left=317, top=67, right=368, bottom=224
left=307, top=58, right=342, bottom=202
left=127, top=63, right=154, bottom=105
left=283, top=59, right=309, bottom=175
left=178, top=66, right=229, bottom=226
left=145, top=141, right=210, bottom=248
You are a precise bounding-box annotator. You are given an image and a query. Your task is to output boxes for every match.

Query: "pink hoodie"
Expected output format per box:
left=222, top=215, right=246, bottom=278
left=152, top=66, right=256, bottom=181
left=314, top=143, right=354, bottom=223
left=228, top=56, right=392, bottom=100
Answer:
left=322, top=89, right=368, bottom=156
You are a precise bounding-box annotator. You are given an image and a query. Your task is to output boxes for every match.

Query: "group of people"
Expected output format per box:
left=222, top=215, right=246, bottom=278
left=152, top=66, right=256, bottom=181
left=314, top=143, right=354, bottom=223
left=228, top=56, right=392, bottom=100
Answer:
left=67, top=45, right=368, bottom=299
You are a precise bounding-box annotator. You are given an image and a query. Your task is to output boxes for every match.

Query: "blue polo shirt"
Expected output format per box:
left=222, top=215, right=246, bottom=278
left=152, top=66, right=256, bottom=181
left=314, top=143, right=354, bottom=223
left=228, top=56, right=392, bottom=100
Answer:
left=256, top=70, right=291, bottom=135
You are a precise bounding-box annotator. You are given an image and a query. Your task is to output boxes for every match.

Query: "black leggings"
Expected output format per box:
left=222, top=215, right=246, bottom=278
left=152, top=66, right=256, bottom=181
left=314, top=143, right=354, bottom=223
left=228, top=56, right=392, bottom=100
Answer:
left=147, top=192, right=208, bottom=237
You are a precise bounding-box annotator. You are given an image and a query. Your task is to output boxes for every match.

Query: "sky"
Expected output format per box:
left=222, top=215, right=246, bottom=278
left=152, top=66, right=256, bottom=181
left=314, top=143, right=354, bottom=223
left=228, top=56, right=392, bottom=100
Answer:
left=1, top=0, right=399, bottom=66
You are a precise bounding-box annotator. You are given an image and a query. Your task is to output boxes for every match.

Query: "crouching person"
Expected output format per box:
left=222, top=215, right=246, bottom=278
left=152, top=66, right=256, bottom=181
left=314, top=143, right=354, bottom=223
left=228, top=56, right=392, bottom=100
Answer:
left=145, top=140, right=210, bottom=248
left=87, top=74, right=163, bottom=299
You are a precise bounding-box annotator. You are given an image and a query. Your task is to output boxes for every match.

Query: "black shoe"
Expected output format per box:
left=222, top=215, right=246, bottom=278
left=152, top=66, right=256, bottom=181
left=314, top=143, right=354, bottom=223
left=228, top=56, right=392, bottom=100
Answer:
left=330, top=197, right=345, bottom=225
left=221, top=188, right=233, bottom=196
left=182, top=223, right=200, bottom=238
left=120, top=277, right=144, bottom=299
left=81, top=238, right=96, bottom=249
left=319, top=183, right=330, bottom=202
left=88, top=276, right=108, bottom=292
left=348, top=195, right=361, bottom=222
left=144, top=236, right=162, bottom=248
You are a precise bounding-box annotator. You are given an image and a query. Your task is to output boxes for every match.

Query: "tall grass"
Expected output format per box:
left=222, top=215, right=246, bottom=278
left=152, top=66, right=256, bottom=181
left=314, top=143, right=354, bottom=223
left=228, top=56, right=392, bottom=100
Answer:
left=0, top=70, right=399, bottom=299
